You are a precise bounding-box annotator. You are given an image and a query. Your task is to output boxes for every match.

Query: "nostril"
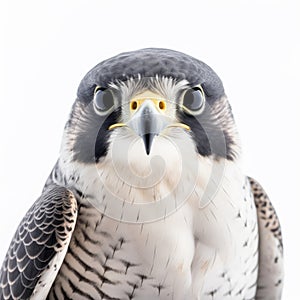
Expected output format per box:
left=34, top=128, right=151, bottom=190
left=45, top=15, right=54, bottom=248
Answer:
left=159, top=101, right=166, bottom=110
left=131, top=101, right=138, bottom=110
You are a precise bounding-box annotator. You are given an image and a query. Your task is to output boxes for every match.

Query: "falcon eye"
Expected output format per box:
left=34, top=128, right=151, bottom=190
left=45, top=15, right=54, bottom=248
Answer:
left=93, top=87, right=115, bottom=114
left=182, top=87, right=205, bottom=114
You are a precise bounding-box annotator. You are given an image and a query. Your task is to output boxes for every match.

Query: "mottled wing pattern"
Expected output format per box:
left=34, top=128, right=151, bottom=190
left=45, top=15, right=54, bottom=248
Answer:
left=249, top=177, right=284, bottom=300
left=0, top=185, right=77, bottom=300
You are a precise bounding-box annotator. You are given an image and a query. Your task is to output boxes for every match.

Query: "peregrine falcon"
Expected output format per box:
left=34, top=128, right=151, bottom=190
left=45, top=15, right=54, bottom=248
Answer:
left=0, top=48, right=283, bottom=299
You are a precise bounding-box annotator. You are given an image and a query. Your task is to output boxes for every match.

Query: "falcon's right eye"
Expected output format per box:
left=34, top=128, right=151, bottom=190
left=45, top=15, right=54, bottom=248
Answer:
left=93, top=87, right=115, bottom=114
left=182, top=86, right=205, bottom=115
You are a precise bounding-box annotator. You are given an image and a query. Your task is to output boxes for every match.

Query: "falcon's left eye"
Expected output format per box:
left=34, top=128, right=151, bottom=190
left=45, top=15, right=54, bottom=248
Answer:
left=93, top=87, right=115, bottom=114
left=182, top=86, right=205, bottom=114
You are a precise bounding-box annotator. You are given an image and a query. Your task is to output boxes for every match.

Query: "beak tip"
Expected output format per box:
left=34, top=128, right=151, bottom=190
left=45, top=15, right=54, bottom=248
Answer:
left=142, top=133, right=155, bottom=155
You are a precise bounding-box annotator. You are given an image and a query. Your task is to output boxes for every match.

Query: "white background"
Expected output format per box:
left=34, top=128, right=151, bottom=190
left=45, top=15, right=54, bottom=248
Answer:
left=0, top=0, right=299, bottom=298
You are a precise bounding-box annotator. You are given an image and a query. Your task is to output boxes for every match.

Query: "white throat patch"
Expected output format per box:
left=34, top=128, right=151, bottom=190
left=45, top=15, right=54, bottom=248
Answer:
left=59, top=125, right=225, bottom=223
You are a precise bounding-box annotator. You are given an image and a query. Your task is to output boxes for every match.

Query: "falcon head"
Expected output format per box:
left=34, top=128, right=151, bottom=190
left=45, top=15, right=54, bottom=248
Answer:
left=59, top=48, right=240, bottom=217
left=63, top=48, right=238, bottom=161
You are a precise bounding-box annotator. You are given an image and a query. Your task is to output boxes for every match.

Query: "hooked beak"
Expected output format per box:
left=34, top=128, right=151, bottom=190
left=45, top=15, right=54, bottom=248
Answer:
left=108, top=98, right=190, bottom=155
left=128, top=100, right=167, bottom=155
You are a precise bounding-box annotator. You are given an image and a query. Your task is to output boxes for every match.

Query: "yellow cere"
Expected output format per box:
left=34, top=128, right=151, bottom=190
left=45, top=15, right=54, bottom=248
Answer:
left=108, top=91, right=191, bottom=132
left=130, top=97, right=167, bottom=113
left=129, top=91, right=167, bottom=113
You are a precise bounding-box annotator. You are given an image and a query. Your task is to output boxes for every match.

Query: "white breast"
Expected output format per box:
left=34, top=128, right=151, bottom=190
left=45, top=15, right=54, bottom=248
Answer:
left=57, top=133, right=258, bottom=299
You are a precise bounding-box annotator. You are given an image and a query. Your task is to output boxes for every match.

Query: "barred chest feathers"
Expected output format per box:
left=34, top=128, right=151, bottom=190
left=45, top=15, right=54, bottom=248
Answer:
left=48, top=142, right=258, bottom=300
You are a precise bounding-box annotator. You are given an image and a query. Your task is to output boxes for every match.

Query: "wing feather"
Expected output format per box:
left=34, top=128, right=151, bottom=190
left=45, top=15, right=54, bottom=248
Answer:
left=249, top=177, right=284, bottom=300
left=0, top=184, right=77, bottom=300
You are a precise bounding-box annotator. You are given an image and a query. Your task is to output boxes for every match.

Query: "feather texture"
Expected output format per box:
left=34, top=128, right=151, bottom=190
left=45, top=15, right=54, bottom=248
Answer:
left=0, top=185, right=77, bottom=300
left=249, top=177, right=284, bottom=300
